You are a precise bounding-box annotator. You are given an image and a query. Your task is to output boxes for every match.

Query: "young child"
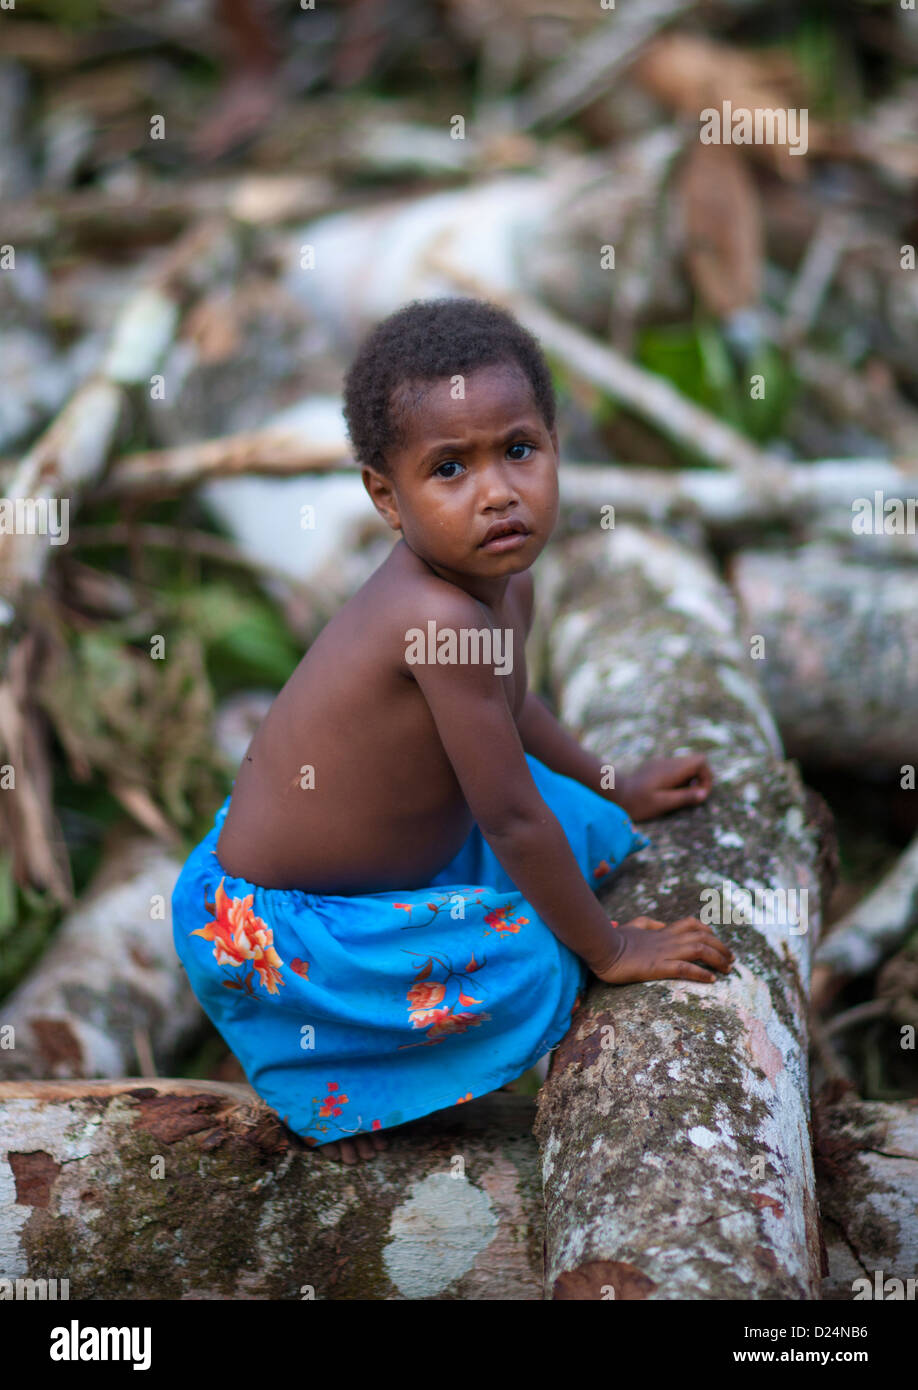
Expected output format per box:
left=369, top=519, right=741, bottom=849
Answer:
left=171, top=297, right=733, bottom=1164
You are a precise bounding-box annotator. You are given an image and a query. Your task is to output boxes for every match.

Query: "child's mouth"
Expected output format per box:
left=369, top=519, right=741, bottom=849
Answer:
left=480, top=525, right=531, bottom=551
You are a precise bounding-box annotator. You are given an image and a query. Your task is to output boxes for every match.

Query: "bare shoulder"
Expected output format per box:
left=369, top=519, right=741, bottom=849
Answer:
left=510, top=568, right=535, bottom=634
left=374, top=542, right=488, bottom=632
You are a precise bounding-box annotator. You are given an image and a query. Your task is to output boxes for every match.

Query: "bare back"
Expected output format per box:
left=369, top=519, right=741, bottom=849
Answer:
left=215, top=539, right=531, bottom=894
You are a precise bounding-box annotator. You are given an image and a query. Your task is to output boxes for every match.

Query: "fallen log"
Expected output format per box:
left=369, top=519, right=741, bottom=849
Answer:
left=0, top=836, right=197, bottom=1082
left=815, top=1091, right=918, bottom=1301
left=0, top=1080, right=543, bottom=1300
left=532, top=523, right=833, bottom=1299
left=95, top=435, right=918, bottom=546
left=1, top=174, right=333, bottom=248
left=729, top=544, right=918, bottom=774
left=812, top=831, right=918, bottom=1010
left=558, top=458, right=918, bottom=540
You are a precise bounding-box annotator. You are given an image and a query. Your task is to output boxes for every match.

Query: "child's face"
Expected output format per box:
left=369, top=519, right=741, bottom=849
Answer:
left=363, top=363, right=559, bottom=588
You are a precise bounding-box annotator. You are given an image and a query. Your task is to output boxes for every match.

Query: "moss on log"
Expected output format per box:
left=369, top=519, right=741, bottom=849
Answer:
left=0, top=1080, right=543, bottom=1300
left=533, top=524, right=834, bottom=1299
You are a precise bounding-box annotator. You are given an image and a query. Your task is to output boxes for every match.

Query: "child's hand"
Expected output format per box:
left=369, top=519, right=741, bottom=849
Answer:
left=591, top=915, right=733, bottom=986
left=613, top=755, right=713, bottom=822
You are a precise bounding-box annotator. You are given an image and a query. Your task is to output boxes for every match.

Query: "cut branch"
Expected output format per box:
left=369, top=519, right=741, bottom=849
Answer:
left=94, top=429, right=352, bottom=501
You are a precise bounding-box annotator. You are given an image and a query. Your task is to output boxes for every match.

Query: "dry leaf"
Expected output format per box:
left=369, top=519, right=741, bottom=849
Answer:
left=677, top=141, right=763, bottom=316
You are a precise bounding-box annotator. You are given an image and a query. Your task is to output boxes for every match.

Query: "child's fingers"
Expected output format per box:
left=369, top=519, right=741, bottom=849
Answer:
left=679, top=753, right=713, bottom=789
left=625, top=915, right=667, bottom=930
left=670, top=921, right=734, bottom=963
left=683, top=941, right=733, bottom=972
left=671, top=916, right=726, bottom=940
left=656, top=786, right=708, bottom=811
left=662, top=959, right=717, bottom=984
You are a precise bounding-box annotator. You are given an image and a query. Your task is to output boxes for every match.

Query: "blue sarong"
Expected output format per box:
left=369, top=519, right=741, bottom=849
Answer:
left=170, top=754, right=651, bottom=1146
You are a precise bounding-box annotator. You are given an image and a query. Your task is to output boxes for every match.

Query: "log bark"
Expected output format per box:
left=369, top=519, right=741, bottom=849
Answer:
left=0, top=1081, right=543, bottom=1300
left=729, top=544, right=918, bottom=773
left=0, top=837, right=197, bottom=1082
left=814, top=1091, right=918, bottom=1300
left=532, top=523, right=832, bottom=1299
left=812, top=831, right=918, bottom=1008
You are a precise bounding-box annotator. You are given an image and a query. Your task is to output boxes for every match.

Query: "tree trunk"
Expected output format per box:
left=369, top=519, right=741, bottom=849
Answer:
left=532, top=524, right=833, bottom=1299
left=729, top=544, right=918, bottom=773
left=0, top=1080, right=543, bottom=1300
left=812, top=831, right=918, bottom=1008
left=0, top=837, right=198, bottom=1082
left=814, top=1091, right=918, bottom=1300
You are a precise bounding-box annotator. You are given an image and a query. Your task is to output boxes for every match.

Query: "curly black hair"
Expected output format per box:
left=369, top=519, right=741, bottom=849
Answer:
left=342, top=297, right=557, bottom=477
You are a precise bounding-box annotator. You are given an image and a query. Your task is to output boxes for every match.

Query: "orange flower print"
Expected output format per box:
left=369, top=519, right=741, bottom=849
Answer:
left=410, top=1005, right=450, bottom=1030
left=289, top=958, right=309, bottom=977
left=593, top=859, right=611, bottom=878
left=192, top=877, right=285, bottom=994
left=456, top=1093, right=474, bottom=1104
left=483, top=903, right=529, bottom=937
left=407, top=979, right=446, bottom=1026
left=427, top=1012, right=487, bottom=1040
left=318, top=1081, right=350, bottom=1118
left=399, top=954, right=492, bottom=1048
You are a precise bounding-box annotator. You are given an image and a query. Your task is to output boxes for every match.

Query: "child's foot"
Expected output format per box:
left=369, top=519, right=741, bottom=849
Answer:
left=318, top=1132, right=388, bottom=1164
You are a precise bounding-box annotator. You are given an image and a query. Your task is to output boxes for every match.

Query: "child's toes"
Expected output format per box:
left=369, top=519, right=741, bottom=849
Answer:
left=371, top=1131, right=388, bottom=1151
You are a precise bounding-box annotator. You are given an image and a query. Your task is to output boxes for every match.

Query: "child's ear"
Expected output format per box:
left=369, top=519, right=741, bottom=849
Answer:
left=362, top=466, right=402, bottom=532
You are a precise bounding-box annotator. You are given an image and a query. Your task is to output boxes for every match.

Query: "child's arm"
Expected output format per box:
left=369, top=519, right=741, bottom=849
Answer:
left=408, top=587, right=732, bottom=985
left=516, top=570, right=713, bottom=822
left=516, top=691, right=713, bottom=822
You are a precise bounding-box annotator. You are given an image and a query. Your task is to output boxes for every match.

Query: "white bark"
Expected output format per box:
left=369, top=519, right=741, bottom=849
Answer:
left=815, top=832, right=918, bottom=981
left=0, top=837, right=196, bottom=1082
left=534, top=524, right=828, bottom=1299
left=730, top=544, right=918, bottom=772
left=558, top=458, right=918, bottom=538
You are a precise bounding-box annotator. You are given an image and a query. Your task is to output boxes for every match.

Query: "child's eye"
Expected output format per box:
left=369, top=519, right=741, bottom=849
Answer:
left=433, top=460, right=464, bottom=478
left=507, top=442, right=534, bottom=460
